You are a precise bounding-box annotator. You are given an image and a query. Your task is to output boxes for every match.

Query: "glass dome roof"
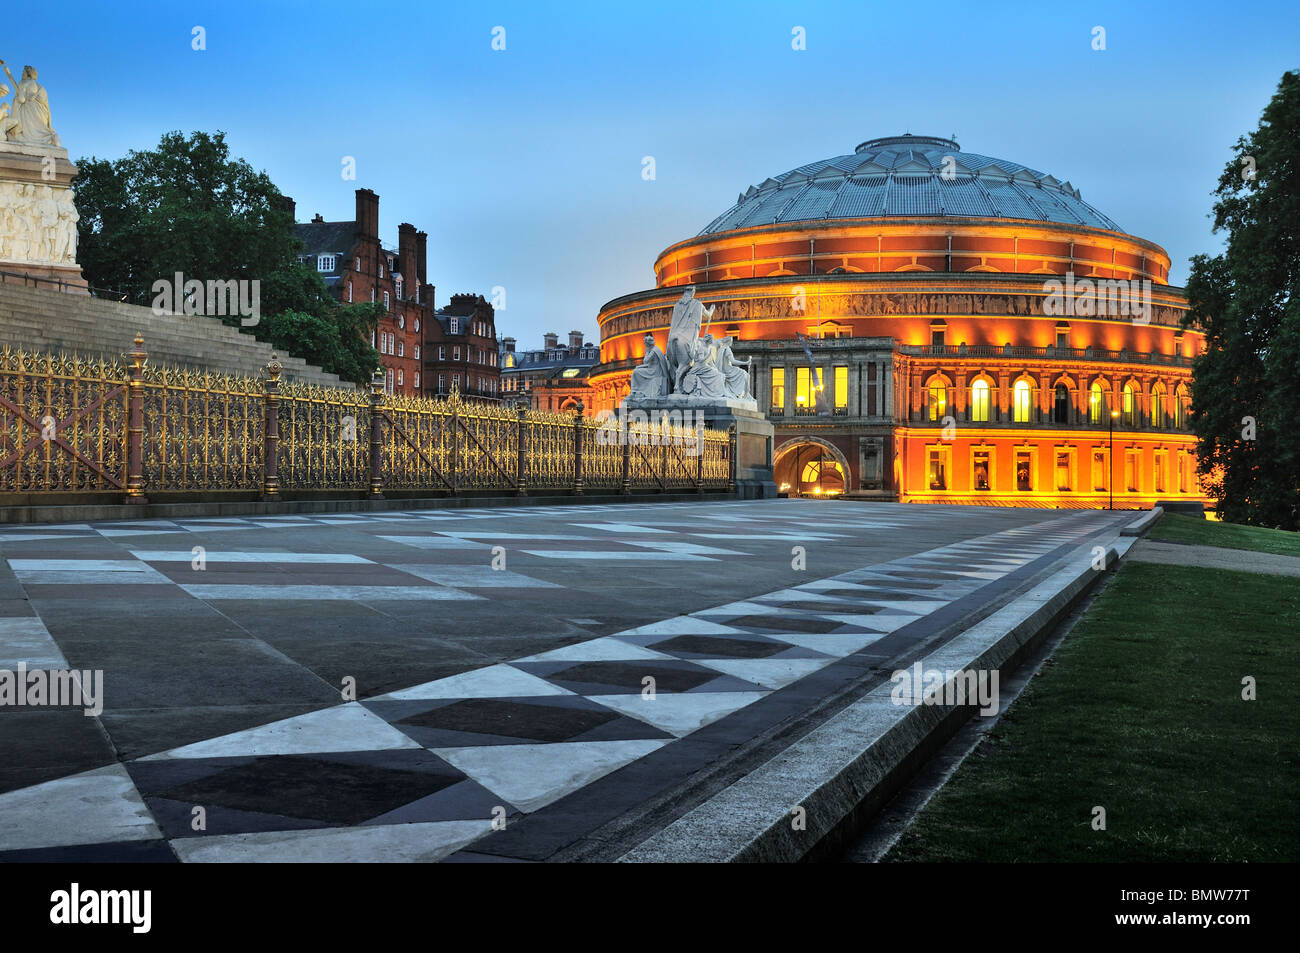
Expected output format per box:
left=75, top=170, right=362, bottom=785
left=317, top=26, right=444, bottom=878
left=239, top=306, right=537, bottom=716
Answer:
left=698, top=135, right=1122, bottom=236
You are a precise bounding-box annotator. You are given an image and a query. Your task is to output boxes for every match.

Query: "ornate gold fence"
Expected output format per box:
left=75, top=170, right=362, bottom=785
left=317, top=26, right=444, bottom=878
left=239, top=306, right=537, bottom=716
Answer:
left=0, top=337, right=735, bottom=503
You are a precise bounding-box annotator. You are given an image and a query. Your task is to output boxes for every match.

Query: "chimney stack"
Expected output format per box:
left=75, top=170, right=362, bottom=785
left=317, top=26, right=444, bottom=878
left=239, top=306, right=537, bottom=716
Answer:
left=354, top=189, right=380, bottom=242
left=543, top=332, right=558, bottom=350
left=398, top=223, right=417, bottom=296
left=502, top=337, right=516, bottom=354
left=311, top=212, right=324, bottom=223
left=568, top=330, right=583, bottom=352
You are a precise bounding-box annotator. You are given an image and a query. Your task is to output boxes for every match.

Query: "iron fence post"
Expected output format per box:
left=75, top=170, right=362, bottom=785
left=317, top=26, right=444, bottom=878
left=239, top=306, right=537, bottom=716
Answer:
left=572, top=400, right=585, bottom=496
left=261, top=354, right=282, bottom=501
left=516, top=404, right=528, bottom=497
left=368, top=371, right=385, bottom=500
left=727, top=423, right=738, bottom=494
left=620, top=412, right=632, bottom=495
left=125, top=332, right=148, bottom=505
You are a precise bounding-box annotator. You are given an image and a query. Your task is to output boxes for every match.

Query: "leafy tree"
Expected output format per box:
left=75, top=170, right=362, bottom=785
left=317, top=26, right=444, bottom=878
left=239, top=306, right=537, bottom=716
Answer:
left=74, top=130, right=377, bottom=384
left=1184, top=71, right=1300, bottom=529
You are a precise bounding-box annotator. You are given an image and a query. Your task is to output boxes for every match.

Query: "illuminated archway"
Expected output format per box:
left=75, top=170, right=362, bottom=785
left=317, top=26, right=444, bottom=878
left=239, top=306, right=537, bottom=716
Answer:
left=774, top=438, right=851, bottom=497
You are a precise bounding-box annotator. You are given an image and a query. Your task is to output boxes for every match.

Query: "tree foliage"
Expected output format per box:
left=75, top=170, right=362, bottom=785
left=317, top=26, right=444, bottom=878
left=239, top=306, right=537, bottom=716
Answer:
left=1185, top=71, right=1300, bottom=528
left=74, top=130, right=379, bottom=385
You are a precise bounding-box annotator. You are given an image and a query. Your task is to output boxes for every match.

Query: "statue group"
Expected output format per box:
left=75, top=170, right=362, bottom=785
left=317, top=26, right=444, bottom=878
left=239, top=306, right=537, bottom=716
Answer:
left=628, top=287, right=753, bottom=404
left=0, top=183, right=78, bottom=263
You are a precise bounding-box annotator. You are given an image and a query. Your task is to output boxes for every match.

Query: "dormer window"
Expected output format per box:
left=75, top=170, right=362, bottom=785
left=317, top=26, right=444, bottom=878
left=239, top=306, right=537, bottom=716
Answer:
left=449, top=317, right=459, bottom=334
left=395, top=277, right=403, bottom=300
left=317, top=255, right=336, bottom=272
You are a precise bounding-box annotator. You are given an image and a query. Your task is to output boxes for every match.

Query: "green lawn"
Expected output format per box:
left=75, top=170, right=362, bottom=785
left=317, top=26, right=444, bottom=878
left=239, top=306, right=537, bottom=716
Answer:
left=1150, top=512, right=1300, bottom=558
left=885, top=561, right=1299, bottom=862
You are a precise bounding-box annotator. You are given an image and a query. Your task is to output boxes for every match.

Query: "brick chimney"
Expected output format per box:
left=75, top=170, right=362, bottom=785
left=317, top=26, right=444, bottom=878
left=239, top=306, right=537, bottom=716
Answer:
left=568, top=330, right=583, bottom=351
left=354, top=189, right=379, bottom=242
left=398, top=223, right=417, bottom=296
left=543, top=332, right=559, bottom=350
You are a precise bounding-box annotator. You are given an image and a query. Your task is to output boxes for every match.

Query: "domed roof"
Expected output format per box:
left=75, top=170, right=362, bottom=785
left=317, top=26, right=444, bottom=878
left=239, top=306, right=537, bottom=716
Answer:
left=698, top=135, right=1122, bottom=236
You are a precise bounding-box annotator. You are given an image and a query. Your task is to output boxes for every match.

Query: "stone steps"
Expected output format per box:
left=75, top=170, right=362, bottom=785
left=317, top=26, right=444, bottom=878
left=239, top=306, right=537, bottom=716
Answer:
left=0, top=282, right=347, bottom=387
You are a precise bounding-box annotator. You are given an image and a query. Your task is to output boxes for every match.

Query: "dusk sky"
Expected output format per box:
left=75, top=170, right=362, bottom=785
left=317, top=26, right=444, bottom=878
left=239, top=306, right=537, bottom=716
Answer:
left=17, top=0, right=1300, bottom=343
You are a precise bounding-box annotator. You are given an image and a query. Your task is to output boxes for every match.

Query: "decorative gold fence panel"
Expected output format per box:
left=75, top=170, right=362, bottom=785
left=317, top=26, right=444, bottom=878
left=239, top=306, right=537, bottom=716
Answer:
left=0, top=348, right=127, bottom=493
left=581, top=418, right=624, bottom=491
left=0, top=338, right=734, bottom=502
left=279, top=380, right=369, bottom=490
left=142, top=367, right=264, bottom=491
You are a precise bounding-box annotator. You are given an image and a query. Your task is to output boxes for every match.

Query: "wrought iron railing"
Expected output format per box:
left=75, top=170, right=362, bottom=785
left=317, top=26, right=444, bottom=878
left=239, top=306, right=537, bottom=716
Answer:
left=0, top=335, right=735, bottom=503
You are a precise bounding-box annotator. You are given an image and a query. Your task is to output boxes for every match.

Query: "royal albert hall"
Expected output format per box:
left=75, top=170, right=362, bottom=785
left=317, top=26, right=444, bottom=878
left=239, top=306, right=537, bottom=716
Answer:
left=588, top=134, right=1206, bottom=508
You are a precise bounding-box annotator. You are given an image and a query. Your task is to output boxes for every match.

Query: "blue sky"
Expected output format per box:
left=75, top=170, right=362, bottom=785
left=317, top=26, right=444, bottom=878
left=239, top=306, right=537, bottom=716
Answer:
left=15, top=0, right=1300, bottom=343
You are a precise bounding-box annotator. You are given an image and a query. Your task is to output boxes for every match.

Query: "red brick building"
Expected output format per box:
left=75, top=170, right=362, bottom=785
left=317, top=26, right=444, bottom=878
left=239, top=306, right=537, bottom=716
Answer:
left=424, top=293, right=501, bottom=399
left=293, top=189, right=429, bottom=395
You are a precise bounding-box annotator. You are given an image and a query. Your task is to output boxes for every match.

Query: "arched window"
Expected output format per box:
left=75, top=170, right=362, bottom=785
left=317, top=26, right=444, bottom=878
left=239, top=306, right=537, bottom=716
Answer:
left=1122, top=383, right=1137, bottom=427
left=1150, top=384, right=1167, bottom=428
left=970, top=379, right=990, bottom=423
left=1054, top=384, right=1070, bottom=424
left=1013, top=379, right=1033, bottom=423
left=1090, top=382, right=1107, bottom=424
left=928, top=381, right=948, bottom=422
left=1173, top=385, right=1188, bottom=429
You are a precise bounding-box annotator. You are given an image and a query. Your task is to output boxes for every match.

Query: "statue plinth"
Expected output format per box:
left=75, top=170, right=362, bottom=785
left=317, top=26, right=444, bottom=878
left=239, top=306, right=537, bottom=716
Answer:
left=0, top=143, right=86, bottom=292
left=623, top=398, right=777, bottom=499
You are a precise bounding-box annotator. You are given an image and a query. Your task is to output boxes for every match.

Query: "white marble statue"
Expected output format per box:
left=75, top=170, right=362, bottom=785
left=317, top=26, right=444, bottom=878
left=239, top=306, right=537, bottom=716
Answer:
left=678, top=335, right=729, bottom=400
left=667, top=286, right=714, bottom=392
left=53, top=191, right=78, bottom=262
left=628, top=333, right=669, bottom=399
left=713, top=335, right=751, bottom=399
left=0, top=61, right=60, bottom=147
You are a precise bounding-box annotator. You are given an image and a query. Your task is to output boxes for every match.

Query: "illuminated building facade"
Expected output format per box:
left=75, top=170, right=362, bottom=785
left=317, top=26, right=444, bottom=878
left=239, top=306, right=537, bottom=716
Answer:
left=589, top=135, right=1205, bottom=507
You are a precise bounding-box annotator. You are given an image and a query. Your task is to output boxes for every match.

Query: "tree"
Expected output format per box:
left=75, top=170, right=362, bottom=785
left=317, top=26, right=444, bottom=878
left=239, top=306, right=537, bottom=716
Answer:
left=74, top=130, right=378, bottom=384
left=1184, top=71, right=1300, bottom=529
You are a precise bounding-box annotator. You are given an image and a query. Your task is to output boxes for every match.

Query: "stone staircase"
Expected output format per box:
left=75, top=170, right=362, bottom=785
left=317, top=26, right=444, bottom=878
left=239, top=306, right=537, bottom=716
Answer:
left=0, top=281, right=345, bottom=386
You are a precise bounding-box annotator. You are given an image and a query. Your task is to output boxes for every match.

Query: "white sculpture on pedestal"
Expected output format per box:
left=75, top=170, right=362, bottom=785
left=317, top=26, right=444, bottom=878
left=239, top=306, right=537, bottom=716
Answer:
left=628, top=333, right=670, bottom=399
left=0, top=61, right=60, bottom=147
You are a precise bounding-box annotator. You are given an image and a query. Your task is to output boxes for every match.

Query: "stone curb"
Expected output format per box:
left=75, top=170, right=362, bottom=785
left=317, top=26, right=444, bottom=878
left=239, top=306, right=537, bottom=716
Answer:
left=618, top=542, right=1118, bottom=863
left=1120, top=505, right=1164, bottom=537
left=0, top=491, right=741, bottom=525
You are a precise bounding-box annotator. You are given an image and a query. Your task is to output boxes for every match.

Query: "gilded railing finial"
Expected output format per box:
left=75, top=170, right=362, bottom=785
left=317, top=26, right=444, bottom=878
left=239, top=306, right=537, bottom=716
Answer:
left=266, top=352, right=283, bottom=381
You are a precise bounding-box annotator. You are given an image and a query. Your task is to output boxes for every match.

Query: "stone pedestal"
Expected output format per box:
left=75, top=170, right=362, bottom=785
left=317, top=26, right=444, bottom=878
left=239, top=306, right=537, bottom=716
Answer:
left=623, top=396, right=777, bottom=499
left=0, top=142, right=88, bottom=293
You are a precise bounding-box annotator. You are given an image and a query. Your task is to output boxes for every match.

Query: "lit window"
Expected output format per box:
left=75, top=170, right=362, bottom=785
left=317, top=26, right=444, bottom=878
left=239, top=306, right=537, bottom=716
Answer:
left=1055, top=450, right=1073, bottom=491
left=927, top=447, right=948, bottom=490
left=928, top=382, right=948, bottom=422
left=1173, top=387, right=1187, bottom=428
left=970, top=380, right=990, bottom=422
left=1013, top=380, right=1033, bottom=423
left=317, top=255, right=336, bottom=272
left=1093, top=450, right=1108, bottom=491
left=1150, top=385, right=1166, bottom=428
left=1122, top=384, right=1137, bottom=427
left=972, top=449, right=992, bottom=491
left=834, top=366, right=848, bottom=412
left=795, top=366, right=821, bottom=413
left=1016, top=450, right=1033, bottom=491
left=770, top=367, right=785, bottom=413
left=1090, top=382, right=1107, bottom=424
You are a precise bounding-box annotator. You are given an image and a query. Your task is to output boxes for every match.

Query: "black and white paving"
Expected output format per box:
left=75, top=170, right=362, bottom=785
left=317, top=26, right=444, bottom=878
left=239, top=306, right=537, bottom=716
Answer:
left=0, top=499, right=1130, bottom=862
